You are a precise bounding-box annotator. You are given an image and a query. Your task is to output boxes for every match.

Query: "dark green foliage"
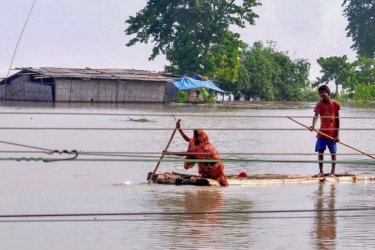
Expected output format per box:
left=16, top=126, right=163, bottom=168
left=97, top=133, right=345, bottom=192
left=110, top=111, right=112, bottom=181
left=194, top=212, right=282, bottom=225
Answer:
left=342, top=0, right=375, bottom=58
left=125, top=0, right=260, bottom=76
left=315, top=56, right=352, bottom=94
left=200, top=87, right=216, bottom=102
left=353, top=84, right=375, bottom=103
left=351, top=56, right=375, bottom=102
left=236, top=41, right=311, bottom=101
left=316, top=55, right=375, bottom=102
left=177, top=89, right=187, bottom=103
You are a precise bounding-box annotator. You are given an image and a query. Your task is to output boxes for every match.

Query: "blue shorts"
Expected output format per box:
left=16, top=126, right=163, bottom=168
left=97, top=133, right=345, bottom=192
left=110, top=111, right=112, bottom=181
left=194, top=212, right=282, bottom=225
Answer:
left=315, top=138, right=337, bottom=153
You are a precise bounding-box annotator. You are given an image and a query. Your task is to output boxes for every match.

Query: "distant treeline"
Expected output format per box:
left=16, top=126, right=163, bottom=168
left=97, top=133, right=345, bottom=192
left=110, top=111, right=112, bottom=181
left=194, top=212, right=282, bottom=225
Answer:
left=125, top=0, right=374, bottom=103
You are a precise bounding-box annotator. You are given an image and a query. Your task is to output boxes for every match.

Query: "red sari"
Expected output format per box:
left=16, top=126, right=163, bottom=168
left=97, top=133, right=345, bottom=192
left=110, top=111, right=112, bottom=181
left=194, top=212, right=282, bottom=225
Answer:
left=184, top=129, right=228, bottom=186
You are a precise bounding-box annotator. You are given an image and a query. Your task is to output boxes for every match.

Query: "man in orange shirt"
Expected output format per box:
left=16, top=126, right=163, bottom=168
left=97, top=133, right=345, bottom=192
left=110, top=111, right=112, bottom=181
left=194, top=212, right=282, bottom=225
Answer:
left=310, top=85, right=340, bottom=177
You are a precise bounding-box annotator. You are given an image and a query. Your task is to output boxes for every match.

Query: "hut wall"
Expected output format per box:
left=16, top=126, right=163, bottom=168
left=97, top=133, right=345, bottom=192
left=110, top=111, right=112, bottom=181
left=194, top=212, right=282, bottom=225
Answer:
left=0, top=85, right=4, bottom=101
left=165, top=83, right=178, bottom=102
left=5, top=75, right=53, bottom=101
left=55, top=79, right=170, bottom=102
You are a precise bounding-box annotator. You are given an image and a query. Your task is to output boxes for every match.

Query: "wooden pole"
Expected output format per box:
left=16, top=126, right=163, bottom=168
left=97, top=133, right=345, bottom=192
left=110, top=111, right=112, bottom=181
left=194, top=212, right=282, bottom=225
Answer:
left=148, top=119, right=181, bottom=183
left=287, top=116, right=375, bottom=160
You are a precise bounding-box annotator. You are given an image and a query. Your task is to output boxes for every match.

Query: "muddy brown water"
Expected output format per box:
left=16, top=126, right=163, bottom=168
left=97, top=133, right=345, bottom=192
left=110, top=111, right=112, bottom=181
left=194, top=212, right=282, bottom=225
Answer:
left=0, top=101, right=374, bottom=250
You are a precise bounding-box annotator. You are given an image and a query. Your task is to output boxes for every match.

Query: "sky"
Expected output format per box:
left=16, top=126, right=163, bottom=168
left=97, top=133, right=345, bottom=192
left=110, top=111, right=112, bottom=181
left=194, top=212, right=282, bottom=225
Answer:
left=0, top=0, right=357, bottom=81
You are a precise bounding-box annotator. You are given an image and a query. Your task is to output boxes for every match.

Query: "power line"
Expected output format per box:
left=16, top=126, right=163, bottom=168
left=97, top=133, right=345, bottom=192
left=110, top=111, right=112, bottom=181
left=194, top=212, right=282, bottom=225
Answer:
left=0, top=127, right=373, bottom=131
left=0, top=207, right=374, bottom=218
left=1, top=214, right=374, bottom=223
left=0, top=150, right=373, bottom=156
left=0, top=157, right=374, bottom=164
left=0, top=112, right=374, bottom=119
left=4, top=0, right=37, bottom=85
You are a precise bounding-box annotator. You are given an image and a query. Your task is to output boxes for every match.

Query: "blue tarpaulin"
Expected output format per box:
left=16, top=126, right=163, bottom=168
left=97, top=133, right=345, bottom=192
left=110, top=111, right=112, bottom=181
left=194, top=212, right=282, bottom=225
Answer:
left=172, top=76, right=225, bottom=92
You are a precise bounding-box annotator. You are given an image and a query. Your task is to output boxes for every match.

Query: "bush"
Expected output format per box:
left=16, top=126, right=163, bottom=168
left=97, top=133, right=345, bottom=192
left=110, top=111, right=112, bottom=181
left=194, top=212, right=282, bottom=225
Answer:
left=353, top=84, right=375, bottom=103
left=200, top=87, right=216, bottom=102
left=177, top=90, right=187, bottom=103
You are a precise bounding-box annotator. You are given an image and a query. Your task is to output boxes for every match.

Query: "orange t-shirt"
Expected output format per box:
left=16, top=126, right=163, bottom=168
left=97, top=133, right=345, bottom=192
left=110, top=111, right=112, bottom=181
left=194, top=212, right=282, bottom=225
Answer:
left=314, top=100, right=340, bottom=139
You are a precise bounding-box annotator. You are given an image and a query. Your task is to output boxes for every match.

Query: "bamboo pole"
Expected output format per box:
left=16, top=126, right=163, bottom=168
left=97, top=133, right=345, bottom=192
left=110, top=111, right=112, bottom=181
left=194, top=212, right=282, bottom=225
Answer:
left=148, top=119, right=181, bottom=183
left=287, top=116, right=375, bottom=160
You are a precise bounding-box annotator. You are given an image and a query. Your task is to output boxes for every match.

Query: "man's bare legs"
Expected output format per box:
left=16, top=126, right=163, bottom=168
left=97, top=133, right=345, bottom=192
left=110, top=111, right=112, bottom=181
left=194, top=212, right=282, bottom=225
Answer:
left=318, top=152, right=324, bottom=177
left=330, top=153, right=336, bottom=177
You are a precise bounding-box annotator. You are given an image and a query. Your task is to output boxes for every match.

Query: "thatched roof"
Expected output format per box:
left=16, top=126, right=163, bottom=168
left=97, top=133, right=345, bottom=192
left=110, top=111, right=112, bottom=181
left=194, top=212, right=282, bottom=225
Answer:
left=5, top=67, right=176, bottom=83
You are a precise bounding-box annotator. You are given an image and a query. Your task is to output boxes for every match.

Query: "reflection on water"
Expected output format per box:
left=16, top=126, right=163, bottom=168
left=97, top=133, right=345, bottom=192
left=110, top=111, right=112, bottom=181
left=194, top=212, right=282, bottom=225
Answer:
left=313, top=183, right=336, bottom=249
left=152, top=188, right=252, bottom=249
left=183, top=189, right=224, bottom=224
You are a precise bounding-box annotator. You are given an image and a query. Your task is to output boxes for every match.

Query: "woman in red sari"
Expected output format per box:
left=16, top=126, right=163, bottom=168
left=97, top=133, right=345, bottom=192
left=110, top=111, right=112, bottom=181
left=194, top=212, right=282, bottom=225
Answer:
left=175, top=120, right=228, bottom=186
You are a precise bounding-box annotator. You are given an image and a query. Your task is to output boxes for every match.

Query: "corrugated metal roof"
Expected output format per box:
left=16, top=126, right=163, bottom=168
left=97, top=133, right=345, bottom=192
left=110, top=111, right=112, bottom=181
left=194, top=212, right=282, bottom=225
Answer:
left=16, top=67, right=176, bottom=82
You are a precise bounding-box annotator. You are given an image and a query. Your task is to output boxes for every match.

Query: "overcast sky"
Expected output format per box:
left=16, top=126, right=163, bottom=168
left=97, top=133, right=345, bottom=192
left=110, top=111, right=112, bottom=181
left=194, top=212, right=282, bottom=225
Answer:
left=0, top=0, right=357, bottom=81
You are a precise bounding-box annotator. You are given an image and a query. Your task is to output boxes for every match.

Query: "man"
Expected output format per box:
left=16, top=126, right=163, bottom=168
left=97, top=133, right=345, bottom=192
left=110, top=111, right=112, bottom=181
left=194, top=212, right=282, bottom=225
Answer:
left=310, top=85, right=340, bottom=177
left=173, top=120, right=229, bottom=186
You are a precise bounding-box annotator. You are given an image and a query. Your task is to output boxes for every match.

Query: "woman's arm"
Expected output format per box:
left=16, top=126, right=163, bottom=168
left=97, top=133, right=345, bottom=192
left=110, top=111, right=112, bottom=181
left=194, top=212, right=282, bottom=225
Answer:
left=176, top=120, right=190, bottom=142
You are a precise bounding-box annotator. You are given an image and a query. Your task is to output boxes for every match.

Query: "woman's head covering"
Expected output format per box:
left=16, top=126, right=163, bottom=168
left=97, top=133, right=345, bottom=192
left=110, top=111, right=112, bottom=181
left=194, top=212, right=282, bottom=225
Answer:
left=184, top=129, right=210, bottom=169
left=193, top=129, right=209, bottom=145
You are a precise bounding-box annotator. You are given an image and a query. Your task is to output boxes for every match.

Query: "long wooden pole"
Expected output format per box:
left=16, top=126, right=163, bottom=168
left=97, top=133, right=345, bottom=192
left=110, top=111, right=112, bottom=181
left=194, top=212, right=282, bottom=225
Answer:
left=287, top=116, right=375, bottom=160
left=148, top=119, right=181, bottom=183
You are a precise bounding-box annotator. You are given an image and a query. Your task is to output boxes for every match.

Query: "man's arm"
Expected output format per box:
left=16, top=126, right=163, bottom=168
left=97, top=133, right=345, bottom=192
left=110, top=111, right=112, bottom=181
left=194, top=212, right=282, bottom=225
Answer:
left=335, top=110, right=340, bottom=141
left=310, top=112, right=319, bottom=131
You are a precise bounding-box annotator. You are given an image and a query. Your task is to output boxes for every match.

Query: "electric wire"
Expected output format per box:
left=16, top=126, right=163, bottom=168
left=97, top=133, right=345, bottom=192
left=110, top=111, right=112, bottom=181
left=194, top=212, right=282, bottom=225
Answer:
left=0, top=111, right=374, bottom=119
left=0, top=127, right=373, bottom=131
left=4, top=0, right=37, bottom=85
left=0, top=214, right=374, bottom=223
left=0, top=114, right=373, bottom=162
left=1, top=213, right=374, bottom=223
left=0, top=157, right=374, bottom=164
left=0, top=207, right=373, bottom=219
left=0, top=150, right=373, bottom=156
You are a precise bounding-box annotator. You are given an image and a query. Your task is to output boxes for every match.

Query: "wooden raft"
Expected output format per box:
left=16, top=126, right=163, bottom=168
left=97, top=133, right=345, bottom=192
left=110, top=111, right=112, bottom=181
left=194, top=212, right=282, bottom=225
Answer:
left=147, top=172, right=375, bottom=187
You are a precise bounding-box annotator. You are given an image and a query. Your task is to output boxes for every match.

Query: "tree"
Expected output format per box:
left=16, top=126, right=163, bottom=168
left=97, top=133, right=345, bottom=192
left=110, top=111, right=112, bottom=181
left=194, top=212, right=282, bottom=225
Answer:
left=353, top=56, right=375, bottom=85
left=236, top=41, right=310, bottom=101
left=315, top=56, right=353, bottom=94
left=202, top=31, right=245, bottom=84
left=342, top=0, right=375, bottom=58
left=316, top=55, right=375, bottom=102
left=125, top=0, right=261, bottom=76
left=351, top=56, right=375, bottom=101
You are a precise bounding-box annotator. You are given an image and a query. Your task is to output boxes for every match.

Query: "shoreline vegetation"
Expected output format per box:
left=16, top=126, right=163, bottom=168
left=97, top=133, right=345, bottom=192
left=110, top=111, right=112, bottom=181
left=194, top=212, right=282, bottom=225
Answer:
left=125, top=1, right=374, bottom=106
left=170, top=100, right=375, bottom=110
left=1, top=99, right=374, bottom=110
left=176, top=87, right=375, bottom=107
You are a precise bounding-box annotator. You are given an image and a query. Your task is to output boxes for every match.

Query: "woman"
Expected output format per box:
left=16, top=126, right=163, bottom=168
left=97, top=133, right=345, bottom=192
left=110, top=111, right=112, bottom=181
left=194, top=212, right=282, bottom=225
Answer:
left=175, top=120, right=228, bottom=186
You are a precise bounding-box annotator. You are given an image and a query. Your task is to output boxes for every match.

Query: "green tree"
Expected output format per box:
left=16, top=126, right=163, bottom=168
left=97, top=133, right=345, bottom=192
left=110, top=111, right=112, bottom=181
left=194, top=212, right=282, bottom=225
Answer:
left=315, top=56, right=353, bottom=94
left=316, top=55, right=375, bottom=102
left=351, top=56, right=375, bottom=101
left=125, top=0, right=260, bottom=76
left=342, top=0, right=375, bottom=58
left=353, top=56, right=375, bottom=85
left=237, top=41, right=310, bottom=101
left=203, top=32, right=245, bottom=84
left=237, top=42, right=276, bottom=100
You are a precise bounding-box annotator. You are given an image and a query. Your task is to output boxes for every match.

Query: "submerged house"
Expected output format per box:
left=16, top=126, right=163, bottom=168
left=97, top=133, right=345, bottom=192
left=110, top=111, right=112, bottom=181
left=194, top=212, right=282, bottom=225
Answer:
left=0, top=67, right=177, bottom=103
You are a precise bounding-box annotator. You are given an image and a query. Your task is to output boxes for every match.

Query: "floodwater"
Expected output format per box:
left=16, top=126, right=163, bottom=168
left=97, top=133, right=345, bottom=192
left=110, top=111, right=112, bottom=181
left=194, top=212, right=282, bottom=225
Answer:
left=0, top=101, right=374, bottom=250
